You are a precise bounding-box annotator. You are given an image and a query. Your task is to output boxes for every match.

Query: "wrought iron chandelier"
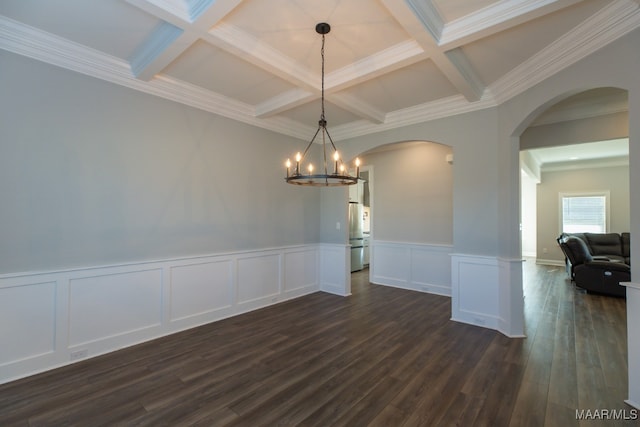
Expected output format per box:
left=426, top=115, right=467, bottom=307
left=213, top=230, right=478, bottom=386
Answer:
left=284, top=23, right=360, bottom=186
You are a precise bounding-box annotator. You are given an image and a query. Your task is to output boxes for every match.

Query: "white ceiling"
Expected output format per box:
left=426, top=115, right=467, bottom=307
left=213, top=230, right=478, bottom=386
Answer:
left=528, top=138, right=629, bottom=168
left=1, top=0, right=640, bottom=143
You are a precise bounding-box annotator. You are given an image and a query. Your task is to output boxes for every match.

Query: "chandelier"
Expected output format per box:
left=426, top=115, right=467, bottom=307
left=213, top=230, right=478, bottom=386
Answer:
left=284, top=23, right=360, bottom=186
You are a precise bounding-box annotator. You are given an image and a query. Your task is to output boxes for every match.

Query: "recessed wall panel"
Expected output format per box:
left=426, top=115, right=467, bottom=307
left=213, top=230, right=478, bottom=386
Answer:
left=458, top=261, right=499, bottom=315
left=373, top=244, right=409, bottom=281
left=237, top=254, right=280, bottom=303
left=284, top=250, right=317, bottom=291
left=0, top=282, right=56, bottom=365
left=410, top=247, right=451, bottom=287
left=170, top=260, right=233, bottom=321
left=68, top=269, right=162, bottom=346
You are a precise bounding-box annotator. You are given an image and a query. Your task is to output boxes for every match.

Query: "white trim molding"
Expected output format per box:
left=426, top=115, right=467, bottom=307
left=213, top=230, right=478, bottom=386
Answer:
left=371, top=240, right=452, bottom=297
left=621, top=281, right=640, bottom=410
left=319, top=244, right=351, bottom=296
left=451, top=254, right=525, bottom=337
left=0, top=244, right=321, bottom=385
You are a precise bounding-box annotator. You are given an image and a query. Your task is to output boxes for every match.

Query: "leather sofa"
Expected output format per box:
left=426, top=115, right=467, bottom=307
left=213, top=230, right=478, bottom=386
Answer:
left=556, top=232, right=630, bottom=297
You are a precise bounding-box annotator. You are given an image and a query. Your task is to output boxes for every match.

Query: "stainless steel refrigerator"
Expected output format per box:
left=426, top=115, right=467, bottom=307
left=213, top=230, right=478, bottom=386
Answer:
left=349, top=202, right=364, bottom=272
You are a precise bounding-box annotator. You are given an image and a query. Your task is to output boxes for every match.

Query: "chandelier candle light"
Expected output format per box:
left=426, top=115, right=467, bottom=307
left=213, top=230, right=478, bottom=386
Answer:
left=284, top=22, right=361, bottom=186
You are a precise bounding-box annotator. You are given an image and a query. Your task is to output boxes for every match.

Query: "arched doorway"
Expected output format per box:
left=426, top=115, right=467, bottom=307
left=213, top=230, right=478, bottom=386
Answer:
left=519, top=87, right=629, bottom=264
left=350, top=140, right=454, bottom=297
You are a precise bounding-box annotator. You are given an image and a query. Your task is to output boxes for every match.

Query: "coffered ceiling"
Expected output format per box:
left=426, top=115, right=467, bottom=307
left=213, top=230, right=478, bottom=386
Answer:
left=1, top=0, right=640, bottom=141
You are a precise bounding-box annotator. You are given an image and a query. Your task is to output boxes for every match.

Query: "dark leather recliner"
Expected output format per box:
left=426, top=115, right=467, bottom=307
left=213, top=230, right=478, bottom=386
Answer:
left=557, top=235, right=628, bottom=297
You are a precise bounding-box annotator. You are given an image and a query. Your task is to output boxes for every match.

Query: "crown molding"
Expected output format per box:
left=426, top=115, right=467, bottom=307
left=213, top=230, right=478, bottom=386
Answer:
left=489, top=0, right=640, bottom=104
left=439, top=0, right=581, bottom=47
left=2, top=0, right=640, bottom=143
left=329, top=94, right=498, bottom=141
left=0, top=16, right=311, bottom=140
left=0, top=16, right=134, bottom=84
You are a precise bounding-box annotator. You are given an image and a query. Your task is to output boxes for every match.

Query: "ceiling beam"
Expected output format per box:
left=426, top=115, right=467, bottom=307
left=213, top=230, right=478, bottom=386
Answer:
left=380, top=0, right=484, bottom=101
left=129, top=23, right=198, bottom=80
left=128, top=0, right=435, bottom=123
left=125, top=0, right=243, bottom=80
left=254, top=39, right=426, bottom=121
left=255, top=89, right=316, bottom=118
left=327, top=93, right=386, bottom=124
left=205, top=22, right=318, bottom=92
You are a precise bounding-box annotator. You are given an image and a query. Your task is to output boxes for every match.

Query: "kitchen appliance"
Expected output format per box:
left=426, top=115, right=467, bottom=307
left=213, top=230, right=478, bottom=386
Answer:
left=363, top=234, right=370, bottom=267
left=349, top=202, right=364, bottom=272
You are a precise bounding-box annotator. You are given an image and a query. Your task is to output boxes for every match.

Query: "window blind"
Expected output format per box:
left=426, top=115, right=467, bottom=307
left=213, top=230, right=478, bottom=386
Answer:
left=562, top=195, right=606, bottom=233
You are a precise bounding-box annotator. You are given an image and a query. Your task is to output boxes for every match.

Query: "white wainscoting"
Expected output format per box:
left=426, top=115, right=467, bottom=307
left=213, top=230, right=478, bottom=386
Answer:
left=451, top=254, right=525, bottom=337
left=451, top=254, right=500, bottom=330
left=370, top=240, right=452, bottom=297
left=0, top=244, right=324, bottom=385
left=622, top=281, right=640, bottom=410
left=319, top=243, right=351, bottom=296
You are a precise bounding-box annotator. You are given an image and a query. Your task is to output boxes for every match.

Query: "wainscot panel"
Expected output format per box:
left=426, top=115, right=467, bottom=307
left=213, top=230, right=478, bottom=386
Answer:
left=283, top=249, right=318, bottom=293
left=69, top=269, right=164, bottom=347
left=237, top=253, right=281, bottom=308
left=0, top=244, right=320, bottom=385
left=371, top=241, right=452, bottom=296
left=169, top=259, right=233, bottom=323
left=451, top=254, right=501, bottom=331
left=0, top=281, right=57, bottom=365
left=319, top=244, right=350, bottom=296
left=622, top=281, right=640, bottom=409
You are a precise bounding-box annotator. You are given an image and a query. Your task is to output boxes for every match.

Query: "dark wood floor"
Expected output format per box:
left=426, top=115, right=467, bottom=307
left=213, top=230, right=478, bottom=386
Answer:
left=0, top=260, right=633, bottom=426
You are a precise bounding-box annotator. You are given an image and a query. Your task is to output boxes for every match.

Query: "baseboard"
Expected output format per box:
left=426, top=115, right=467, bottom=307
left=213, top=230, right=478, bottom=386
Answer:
left=624, top=399, right=640, bottom=410
left=535, top=258, right=565, bottom=267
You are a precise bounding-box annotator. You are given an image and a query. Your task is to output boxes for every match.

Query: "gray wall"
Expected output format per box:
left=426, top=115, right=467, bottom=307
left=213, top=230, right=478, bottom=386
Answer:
left=537, top=164, right=630, bottom=263
left=339, top=108, right=500, bottom=257
left=361, top=142, right=453, bottom=244
left=0, top=52, right=320, bottom=273
left=521, top=111, right=628, bottom=150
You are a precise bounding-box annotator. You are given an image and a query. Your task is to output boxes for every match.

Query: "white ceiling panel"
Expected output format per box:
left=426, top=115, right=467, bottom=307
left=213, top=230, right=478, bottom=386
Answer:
left=343, top=59, right=459, bottom=112
left=163, top=40, right=296, bottom=104
left=1, top=0, right=638, bottom=142
left=279, top=99, right=363, bottom=127
left=432, top=0, right=500, bottom=23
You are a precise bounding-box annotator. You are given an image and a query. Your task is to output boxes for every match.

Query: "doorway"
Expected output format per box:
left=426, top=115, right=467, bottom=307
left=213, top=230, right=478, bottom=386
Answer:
left=518, top=88, right=629, bottom=266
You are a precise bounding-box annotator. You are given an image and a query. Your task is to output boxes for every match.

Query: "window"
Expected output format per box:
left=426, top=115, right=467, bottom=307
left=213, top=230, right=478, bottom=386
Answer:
left=560, top=193, right=608, bottom=233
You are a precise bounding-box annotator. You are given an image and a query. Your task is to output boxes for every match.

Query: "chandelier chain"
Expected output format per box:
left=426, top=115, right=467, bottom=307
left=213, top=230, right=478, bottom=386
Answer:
left=320, top=33, right=326, bottom=122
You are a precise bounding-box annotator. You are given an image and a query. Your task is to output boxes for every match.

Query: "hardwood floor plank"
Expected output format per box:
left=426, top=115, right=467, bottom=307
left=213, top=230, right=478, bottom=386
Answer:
left=0, top=263, right=631, bottom=426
